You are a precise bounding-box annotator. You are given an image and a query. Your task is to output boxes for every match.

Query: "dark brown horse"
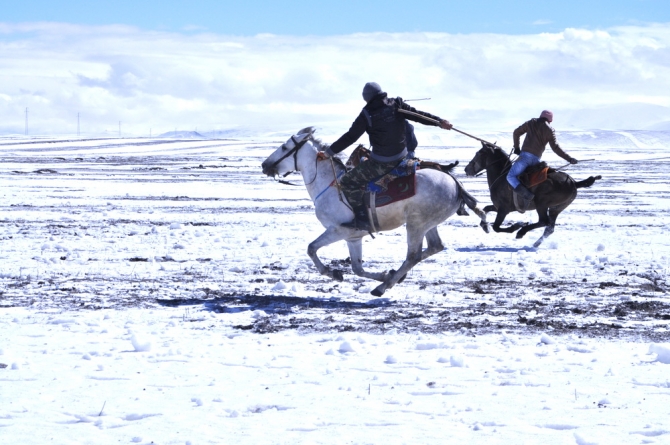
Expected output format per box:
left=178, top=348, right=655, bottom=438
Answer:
left=464, top=142, right=601, bottom=247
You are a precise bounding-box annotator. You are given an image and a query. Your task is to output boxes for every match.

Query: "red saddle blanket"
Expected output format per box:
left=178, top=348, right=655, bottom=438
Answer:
left=368, top=174, right=416, bottom=208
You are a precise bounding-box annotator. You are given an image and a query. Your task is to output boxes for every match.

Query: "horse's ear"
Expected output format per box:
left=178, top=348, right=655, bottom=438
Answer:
left=297, top=126, right=315, bottom=136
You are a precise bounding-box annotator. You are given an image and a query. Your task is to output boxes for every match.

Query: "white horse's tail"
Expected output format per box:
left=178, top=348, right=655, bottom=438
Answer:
left=445, top=171, right=478, bottom=211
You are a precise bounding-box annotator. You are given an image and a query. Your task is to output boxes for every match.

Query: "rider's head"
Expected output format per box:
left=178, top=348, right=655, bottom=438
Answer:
left=539, top=110, right=554, bottom=123
left=362, top=82, right=383, bottom=102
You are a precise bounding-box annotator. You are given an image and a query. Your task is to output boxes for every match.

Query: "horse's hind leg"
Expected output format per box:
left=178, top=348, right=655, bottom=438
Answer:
left=421, top=227, right=444, bottom=260
left=371, top=225, right=426, bottom=297
left=347, top=239, right=386, bottom=282
left=307, top=227, right=350, bottom=281
left=516, top=206, right=550, bottom=240
left=531, top=204, right=566, bottom=247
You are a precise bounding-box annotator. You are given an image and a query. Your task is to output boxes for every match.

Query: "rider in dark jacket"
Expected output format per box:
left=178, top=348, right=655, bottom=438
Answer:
left=318, top=82, right=452, bottom=231
left=406, top=121, right=418, bottom=158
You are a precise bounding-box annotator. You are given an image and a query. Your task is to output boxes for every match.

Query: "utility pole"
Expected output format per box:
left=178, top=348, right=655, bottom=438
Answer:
left=77, top=113, right=80, bottom=137
left=25, top=108, right=28, bottom=136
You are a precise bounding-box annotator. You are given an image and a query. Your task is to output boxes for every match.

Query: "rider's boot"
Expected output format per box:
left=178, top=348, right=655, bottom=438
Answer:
left=341, top=206, right=373, bottom=232
left=513, top=184, right=535, bottom=211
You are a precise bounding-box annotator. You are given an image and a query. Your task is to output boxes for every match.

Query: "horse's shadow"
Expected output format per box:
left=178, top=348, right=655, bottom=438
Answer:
left=455, top=246, right=537, bottom=254
left=156, top=293, right=394, bottom=315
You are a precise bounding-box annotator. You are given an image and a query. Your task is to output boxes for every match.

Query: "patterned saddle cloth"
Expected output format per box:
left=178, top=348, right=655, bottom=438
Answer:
left=365, top=158, right=420, bottom=208
left=344, top=145, right=458, bottom=208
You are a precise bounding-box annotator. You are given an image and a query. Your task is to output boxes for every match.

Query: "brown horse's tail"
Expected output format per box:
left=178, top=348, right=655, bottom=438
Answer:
left=575, top=175, right=602, bottom=189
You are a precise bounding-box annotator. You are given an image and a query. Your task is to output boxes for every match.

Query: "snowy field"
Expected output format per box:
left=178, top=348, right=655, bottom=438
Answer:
left=1, top=130, right=669, bottom=444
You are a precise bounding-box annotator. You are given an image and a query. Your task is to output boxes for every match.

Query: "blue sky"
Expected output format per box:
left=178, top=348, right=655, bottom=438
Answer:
left=3, top=0, right=669, bottom=35
left=1, top=2, right=670, bottom=135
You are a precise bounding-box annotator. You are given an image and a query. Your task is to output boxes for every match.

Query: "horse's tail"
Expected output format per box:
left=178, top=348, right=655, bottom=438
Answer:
left=444, top=171, right=479, bottom=216
left=575, top=175, right=602, bottom=189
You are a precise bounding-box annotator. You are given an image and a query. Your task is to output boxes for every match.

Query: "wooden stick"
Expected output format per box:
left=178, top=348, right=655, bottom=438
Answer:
left=555, top=159, right=595, bottom=171
left=396, top=109, right=504, bottom=149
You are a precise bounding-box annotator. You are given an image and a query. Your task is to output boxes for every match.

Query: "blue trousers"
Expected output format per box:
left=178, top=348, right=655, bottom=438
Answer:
left=507, top=151, right=541, bottom=189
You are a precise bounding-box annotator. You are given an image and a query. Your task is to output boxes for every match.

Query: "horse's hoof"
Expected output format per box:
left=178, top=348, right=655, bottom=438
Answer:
left=370, top=287, right=384, bottom=297
left=480, top=222, right=490, bottom=233
left=332, top=270, right=344, bottom=282
left=388, top=269, right=407, bottom=284
left=516, top=231, right=525, bottom=239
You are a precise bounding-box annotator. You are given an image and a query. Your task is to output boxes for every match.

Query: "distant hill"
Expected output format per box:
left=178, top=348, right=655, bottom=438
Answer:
left=157, top=130, right=205, bottom=139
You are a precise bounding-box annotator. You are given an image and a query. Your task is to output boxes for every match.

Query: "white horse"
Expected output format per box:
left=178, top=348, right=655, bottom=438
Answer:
left=261, top=127, right=485, bottom=296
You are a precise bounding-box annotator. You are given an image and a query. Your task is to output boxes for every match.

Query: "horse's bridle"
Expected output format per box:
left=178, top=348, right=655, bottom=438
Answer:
left=266, top=134, right=320, bottom=186
left=472, top=146, right=513, bottom=178
left=267, top=135, right=311, bottom=176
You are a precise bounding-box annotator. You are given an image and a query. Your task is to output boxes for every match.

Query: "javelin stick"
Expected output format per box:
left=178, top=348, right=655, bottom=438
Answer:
left=404, top=98, right=431, bottom=102
left=396, top=108, right=505, bottom=150
left=555, top=159, right=595, bottom=171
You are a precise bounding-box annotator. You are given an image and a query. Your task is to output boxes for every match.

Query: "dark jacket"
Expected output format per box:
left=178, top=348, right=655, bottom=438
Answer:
left=405, top=121, right=418, bottom=152
left=326, top=93, right=442, bottom=163
left=513, top=118, right=571, bottom=161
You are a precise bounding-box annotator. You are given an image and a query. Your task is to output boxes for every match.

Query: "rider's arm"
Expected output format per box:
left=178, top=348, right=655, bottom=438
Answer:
left=325, top=113, right=367, bottom=158
left=547, top=127, right=573, bottom=162
left=397, top=98, right=445, bottom=127
left=512, top=122, right=528, bottom=152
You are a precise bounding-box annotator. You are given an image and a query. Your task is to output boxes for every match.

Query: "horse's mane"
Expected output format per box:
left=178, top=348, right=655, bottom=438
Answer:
left=297, top=127, right=345, bottom=167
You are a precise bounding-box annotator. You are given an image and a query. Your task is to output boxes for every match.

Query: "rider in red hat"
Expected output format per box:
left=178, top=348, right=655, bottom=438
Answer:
left=507, top=110, right=578, bottom=209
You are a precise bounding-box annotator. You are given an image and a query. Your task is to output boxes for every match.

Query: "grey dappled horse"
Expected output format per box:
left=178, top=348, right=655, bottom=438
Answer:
left=261, top=127, right=485, bottom=296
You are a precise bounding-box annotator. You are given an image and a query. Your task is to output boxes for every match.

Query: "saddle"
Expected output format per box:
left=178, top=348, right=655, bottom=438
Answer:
left=344, top=145, right=474, bottom=233
left=512, top=162, right=557, bottom=213
left=519, top=162, right=554, bottom=189
left=345, top=145, right=458, bottom=209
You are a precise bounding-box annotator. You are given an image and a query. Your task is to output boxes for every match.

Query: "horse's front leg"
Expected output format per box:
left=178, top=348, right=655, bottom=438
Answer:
left=347, top=239, right=386, bottom=282
left=491, top=210, right=526, bottom=233
left=307, top=227, right=350, bottom=282
left=470, top=205, right=490, bottom=233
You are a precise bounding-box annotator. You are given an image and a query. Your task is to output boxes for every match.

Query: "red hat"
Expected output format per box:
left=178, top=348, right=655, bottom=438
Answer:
left=540, top=110, right=553, bottom=122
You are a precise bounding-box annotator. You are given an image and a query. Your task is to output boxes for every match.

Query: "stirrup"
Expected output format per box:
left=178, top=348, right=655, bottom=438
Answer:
left=342, top=217, right=372, bottom=232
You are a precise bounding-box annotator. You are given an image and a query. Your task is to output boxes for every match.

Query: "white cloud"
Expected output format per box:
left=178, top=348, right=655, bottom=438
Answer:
left=1, top=22, right=669, bottom=135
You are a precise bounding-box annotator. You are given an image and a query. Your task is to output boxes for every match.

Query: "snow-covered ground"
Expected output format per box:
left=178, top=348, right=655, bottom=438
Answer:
left=1, top=131, right=669, bottom=444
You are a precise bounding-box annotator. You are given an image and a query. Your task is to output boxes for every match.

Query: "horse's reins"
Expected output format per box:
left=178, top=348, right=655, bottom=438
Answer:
left=328, top=158, right=351, bottom=209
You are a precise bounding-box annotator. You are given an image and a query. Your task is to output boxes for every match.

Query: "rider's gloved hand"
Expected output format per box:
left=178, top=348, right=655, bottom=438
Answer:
left=513, top=146, right=521, bottom=155
left=439, top=119, right=452, bottom=130
left=316, top=151, right=329, bottom=161
left=569, top=157, right=579, bottom=164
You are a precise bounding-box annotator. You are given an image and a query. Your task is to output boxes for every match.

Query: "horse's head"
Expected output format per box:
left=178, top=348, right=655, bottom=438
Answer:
left=464, top=141, right=505, bottom=177
left=261, top=127, right=315, bottom=177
